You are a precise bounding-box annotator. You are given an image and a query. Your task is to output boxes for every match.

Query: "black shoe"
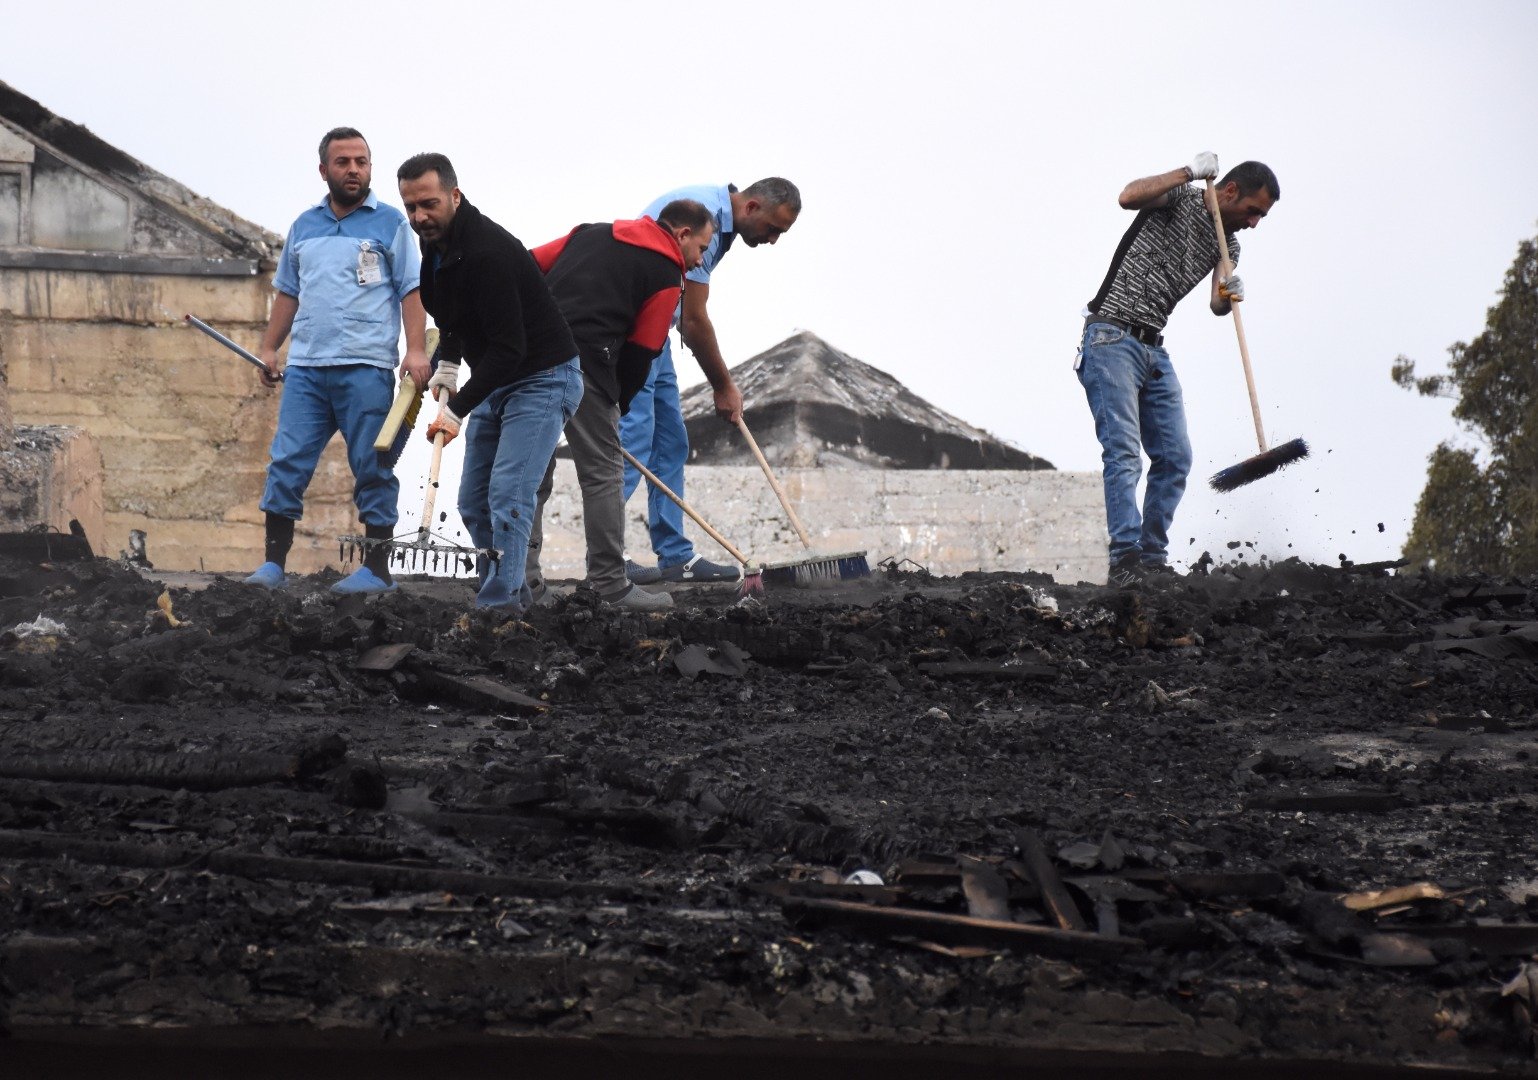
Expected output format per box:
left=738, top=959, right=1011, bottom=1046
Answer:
left=625, top=559, right=662, bottom=585
left=1107, top=555, right=1142, bottom=588
left=1140, top=562, right=1179, bottom=579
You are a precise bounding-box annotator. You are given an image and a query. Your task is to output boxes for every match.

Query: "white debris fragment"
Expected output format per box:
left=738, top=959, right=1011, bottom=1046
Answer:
left=11, top=615, right=68, bottom=639
left=844, top=870, right=884, bottom=886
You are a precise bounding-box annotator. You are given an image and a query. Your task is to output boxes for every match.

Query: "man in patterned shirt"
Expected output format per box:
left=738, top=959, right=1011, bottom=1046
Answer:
left=1077, top=153, right=1279, bottom=586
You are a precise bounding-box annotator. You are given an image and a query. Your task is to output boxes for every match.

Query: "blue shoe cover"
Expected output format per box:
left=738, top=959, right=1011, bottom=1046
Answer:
left=331, top=567, right=398, bottom=594
left=243, top=562, right=287, bottom=590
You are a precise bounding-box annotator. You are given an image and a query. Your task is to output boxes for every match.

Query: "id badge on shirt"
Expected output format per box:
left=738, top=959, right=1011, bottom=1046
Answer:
left=356, top=241, right=383, bottom=286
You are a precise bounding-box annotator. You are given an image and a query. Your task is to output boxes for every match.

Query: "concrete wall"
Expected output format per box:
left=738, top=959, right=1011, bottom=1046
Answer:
left=537, top=461, right=1109, bottom=585
left=1, top=271, right=355, bottom=571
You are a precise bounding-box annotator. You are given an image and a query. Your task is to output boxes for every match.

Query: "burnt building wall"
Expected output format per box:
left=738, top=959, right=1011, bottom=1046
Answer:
left=0, top=85, right=355, bottom=573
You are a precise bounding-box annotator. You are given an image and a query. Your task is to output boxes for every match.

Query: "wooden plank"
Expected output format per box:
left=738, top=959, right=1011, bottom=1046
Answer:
left=959, top=855, right=1012, bottom=921
left=1341, top=882, right=1446, bottom=912
left=1015, top=829, right=1089, bottom=932
left=1245, top=790, right=1404, bottom=813
left=1389, top=923, right=1538, bottom=956
left=1442, top=585, right=1529, bottom=610
left=408, top=661, right=547, bottom=715
left=356, top=642, right=417, bottom=672
left=917, top=661, right=1056, bottom=681
left=783, top=897, right=1141, bottom=958
left=1167, top=871, right=1287, bottom=899
left=0, top=828, right=645, bottom=902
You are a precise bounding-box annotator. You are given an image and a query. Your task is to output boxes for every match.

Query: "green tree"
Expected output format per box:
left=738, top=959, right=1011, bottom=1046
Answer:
left=1393, top=231, right=1538, bottom=574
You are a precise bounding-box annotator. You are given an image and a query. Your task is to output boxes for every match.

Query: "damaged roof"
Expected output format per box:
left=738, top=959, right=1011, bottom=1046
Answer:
left=681, top=331, right=1052, bottom=469
left=0, top=79, right=279, bottom=268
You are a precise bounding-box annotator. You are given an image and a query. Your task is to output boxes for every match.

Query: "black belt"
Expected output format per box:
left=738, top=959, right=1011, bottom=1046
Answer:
left=1087, top=313, right=1163, bottom=348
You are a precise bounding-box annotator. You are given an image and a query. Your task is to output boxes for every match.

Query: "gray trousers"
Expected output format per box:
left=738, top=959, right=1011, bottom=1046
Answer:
left=528, top=371, right=628, bottom=598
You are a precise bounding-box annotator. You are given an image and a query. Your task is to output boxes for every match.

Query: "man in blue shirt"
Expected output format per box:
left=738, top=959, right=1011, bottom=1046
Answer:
left=620, top=178, right=801, bottom=584
left=244, top=127, right=430, bottom=594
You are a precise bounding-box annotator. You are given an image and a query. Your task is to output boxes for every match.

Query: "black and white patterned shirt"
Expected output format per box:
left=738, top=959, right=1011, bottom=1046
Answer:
left=1087, top=185, right=1240, bottom=332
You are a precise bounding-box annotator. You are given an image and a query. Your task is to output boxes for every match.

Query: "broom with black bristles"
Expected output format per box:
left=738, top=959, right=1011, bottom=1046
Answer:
left=734, top=416, right=871, bottom=586
left=1203, top=177, right=1309, bottom=492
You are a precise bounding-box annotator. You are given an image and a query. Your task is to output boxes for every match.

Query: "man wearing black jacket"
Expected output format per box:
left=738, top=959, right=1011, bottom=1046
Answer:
left=523, top=200, right=716, bottom=610
left=397, top=152, right=582, bottom=612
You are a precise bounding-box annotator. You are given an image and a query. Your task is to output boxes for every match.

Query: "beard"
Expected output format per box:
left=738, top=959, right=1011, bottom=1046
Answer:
left=328, top=177, right=370, bottom=208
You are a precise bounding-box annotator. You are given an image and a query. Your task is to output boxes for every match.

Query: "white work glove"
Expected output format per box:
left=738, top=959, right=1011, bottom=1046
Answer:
left=425, top=403, right=462, bottom=445
left=1188, top=151, right=1219, bottom=181
left=1218, top=274, right=1245, bottom=303
left=426, top=359, right=460, bottom=402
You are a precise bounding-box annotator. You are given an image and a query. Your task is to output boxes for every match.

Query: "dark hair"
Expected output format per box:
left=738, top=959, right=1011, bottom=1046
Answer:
left=741, top=177, right=801, bottom=213
left=318, top=127, right=368, bottom=163
left=1220, top=161, right=1280, bottom=201
left=656, top=198, right=713, bottom=232
left=397, top=152, right=458, bottom=190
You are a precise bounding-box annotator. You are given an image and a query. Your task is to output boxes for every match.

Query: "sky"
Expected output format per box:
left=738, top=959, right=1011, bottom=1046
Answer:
left=7, top=0, right=1537, bottom=572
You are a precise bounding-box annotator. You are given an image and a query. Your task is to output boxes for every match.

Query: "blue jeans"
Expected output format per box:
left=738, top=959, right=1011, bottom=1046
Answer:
left=459, top=358, right=583, bottom=609
left=260, top=363, right=398, bottom=526
left=1076, top=322, right=1192, bottom=566
left=618, top=341, right=694, bottom=568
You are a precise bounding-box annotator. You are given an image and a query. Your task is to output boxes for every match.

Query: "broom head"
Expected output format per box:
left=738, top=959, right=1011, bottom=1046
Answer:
left=761, top=551, right=871, bottom=587
left=1209, top=437, right=1310, bottom=493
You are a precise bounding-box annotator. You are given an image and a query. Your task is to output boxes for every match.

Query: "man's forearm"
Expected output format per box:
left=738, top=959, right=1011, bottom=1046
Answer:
left=1118, top=167, right=1192, bottom=211
left=401, top=289, right=427, bottom=352
left=680, top=316, right=731, bottom=390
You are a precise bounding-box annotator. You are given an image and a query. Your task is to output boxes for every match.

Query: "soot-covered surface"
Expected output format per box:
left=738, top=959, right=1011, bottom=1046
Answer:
left=2, top=555, right=1537, bottom=1075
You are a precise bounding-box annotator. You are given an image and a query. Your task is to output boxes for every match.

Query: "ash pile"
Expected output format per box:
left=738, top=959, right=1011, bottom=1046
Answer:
left=3, top=553, right=1538, bottom=1075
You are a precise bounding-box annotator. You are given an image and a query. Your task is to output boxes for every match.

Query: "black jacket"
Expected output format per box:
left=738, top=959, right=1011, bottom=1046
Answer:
left=530, top=217, right=685, bottom=410
left=419, top=197, right=576, bottom=418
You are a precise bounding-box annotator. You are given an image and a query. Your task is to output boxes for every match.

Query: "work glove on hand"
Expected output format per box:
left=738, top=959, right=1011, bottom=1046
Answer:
left=1218, top=274, right=1245, bottom=303
left=426, top=359, right=460, bottom=402
left=1188, top=151, right=1219, bottom=181
left=426, top=403, right=461, bottom=446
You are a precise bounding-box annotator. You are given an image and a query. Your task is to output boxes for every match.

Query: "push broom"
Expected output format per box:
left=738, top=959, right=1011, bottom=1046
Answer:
left=1203, top=178, right=1309, bottom=492
left=621, top=448, right=764, bottom=598
left=734, top=417, right=870, bottom=586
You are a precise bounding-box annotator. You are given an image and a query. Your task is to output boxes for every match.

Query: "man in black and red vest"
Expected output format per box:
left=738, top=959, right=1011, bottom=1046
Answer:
left=524, top=200, right=716, bottom=610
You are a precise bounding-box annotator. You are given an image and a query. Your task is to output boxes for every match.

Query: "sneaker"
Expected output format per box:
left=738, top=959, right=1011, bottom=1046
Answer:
left=1140, top=562, right=1179, bottom=579
left=331, top=567, right=398, bottom=594
left=625, top=559, right=662, bottom=585
left=243, top=561, right=288, bottom=590
left=1107, top=555, right=1142, bottom=589
left=601, top=584, right=675, bottom=611
left=658, top=555, right=742, bottom=583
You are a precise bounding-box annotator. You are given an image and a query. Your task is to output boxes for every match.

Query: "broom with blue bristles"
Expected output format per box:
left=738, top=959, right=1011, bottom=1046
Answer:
left=1203, top=178, right=1310, bottom=493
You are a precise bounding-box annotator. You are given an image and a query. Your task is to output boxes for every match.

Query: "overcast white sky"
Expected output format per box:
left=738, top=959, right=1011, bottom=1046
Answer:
left=8, top=0, right=1537, bottom=571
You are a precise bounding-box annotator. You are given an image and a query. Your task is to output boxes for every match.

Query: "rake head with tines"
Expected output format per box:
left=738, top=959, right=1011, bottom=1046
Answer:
left=339, top=528, right=497, bottom=576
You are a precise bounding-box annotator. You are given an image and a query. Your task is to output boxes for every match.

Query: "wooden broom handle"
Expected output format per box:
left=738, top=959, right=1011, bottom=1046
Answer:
left=621, top=448, right=750, bottom=566
left=418, top=429, right=447, bottom=542
left=735, top=417, right=812, bottom=548
left=1205, top=178, right=1269, bottom=454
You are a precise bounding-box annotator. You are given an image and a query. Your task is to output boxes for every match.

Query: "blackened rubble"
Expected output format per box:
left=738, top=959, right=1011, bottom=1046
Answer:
left=3, top=555, right=1538, bottom=1074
